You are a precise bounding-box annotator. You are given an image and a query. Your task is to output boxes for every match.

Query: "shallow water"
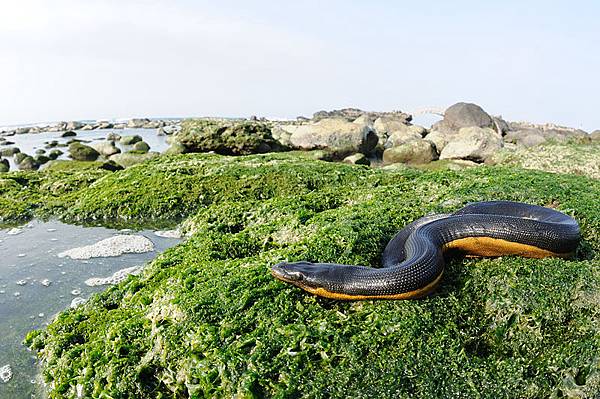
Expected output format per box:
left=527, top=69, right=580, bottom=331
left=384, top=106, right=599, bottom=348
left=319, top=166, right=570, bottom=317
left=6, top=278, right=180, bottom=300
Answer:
left=0, top=220, right=181, bottom=398
left=1, top=128, right=170, bottom=169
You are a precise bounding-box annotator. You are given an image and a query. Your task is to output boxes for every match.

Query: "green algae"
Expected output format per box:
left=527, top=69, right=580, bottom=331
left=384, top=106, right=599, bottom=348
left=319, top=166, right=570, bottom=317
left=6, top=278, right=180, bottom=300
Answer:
left=9, top=152, right=600, bottom=398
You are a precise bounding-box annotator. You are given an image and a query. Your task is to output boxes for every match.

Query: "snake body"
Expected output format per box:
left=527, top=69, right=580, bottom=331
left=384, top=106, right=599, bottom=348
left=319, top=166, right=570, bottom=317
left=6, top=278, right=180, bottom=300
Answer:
left=270, top=201, right=580, bottom=300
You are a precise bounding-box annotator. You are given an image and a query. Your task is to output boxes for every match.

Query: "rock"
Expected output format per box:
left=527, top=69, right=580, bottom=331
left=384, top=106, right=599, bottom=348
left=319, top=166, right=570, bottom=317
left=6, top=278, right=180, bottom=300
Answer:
left=142, top=120, right=163, bottom=129
left=70, top=297, right=87, bottom=308
left=491, top=116, right=510, bottom=135
left=591, top=130, right=600, bottom=141
left=58, top=235, right=155, bottom=259
left=35, top=149, right=46, bottom=155
left=61, top=130, right=77, bottom=137
left=109, top=152, right=159, bottom=168
left=113, top=123, right=126, bottom=129
left=120, top=135, right=143, bottom=145
left=127, top=118, right=151, bottom=128
left=312, top=108, right=411, bottom=123
left=385, top=126, right=427, bottom=149
left=343, top=153, right=370, bottom=166
left=164, top=143, right=187, bottom=155
left=80, top=124, right=95, bottom=131
left=353, top=115, right=374, bottom=125
left=34, top=154, right=50, bottom=165
left=66, top=121, right=84, bottom=130
left=14, top=152, right=28, bottom=164
left=106, top=132, right=121, bottom=141
left=69, top=142, right=100, bottom=161
left=443, top=102, right=493, bottom=130
left=282, top=118, right=377, bottom=155
left=100, top=160, right=124, bottom=172
left=45, top=140, right=59, bottom=148
left=422, top=130, right=452, bottom=153
left=439, top=127, right=503, bottom=162
left=157, top=127, right=166, bottom=136
left=96, top=122, right=114, bottom=129
left=15, top=127, right=31, bottom=134
left=505, top=129, right=547, bottom=147
left=18, top=156, right=39, bottom=170
left=154, top=229, right=183, bottom=238
left=132, top=141, right=150, bottom=153
left=383, top=139, right=438, bottom=164
left=0, top=159, right=8, bottom=173
left=0, top=147, right=20, bottom=157
left=175, top=120, right=283, bottom=155
left=92, top=141, right=121, bottom=157
left=48, top=149, right=64, bottom=160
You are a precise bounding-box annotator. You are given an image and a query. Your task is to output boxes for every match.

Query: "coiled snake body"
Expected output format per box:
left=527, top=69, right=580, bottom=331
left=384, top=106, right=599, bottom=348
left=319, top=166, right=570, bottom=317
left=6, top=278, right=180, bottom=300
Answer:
left=270, top=201, right=580, bottom=300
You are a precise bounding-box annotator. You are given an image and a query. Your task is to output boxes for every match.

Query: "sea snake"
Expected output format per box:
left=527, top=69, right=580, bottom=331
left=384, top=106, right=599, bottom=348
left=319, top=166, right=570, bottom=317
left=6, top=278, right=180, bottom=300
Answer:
left=270, top=201, right=580, bottom=300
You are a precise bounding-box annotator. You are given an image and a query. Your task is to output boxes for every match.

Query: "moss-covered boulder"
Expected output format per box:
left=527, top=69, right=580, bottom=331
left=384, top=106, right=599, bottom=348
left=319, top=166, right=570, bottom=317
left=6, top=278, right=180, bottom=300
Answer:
left=0, top=146, right=20, bottom=157
left=14, top=152, right=28, bottom=164
left=69, top=142, right=100, bottom=161
left=383, top=139, right=438, bottom=164
left=175, top=119, right=284, bottom=155
left=48, top=149, right=63, bottom=160
left=132, top=141, right=150, bottom=153
left=120, top=135, right=143, bottom=145
left=10, top=152, right=598, bottom=399
left=17, top=156, right=39, bottom=170
left=0, top=158, right=9, bottom=173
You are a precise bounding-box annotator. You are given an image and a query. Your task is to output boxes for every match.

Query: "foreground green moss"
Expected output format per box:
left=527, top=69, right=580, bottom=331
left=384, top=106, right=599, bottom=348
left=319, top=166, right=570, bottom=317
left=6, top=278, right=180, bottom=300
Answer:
left=15, top=152, right=600, bottom=398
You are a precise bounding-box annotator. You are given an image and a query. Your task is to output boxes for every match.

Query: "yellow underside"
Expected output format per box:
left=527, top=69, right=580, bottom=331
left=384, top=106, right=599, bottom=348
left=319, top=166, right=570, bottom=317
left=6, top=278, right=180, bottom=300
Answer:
left=289, top=236, right=572, bottom=300
left=302, top=271, right=444, bottom=300
left=442, top=236, right=571, bottom=259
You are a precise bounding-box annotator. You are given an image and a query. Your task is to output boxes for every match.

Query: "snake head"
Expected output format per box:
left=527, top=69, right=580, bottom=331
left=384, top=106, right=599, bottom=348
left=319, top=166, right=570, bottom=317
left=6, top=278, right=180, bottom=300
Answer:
left=271, top=261, right=322, bottom=288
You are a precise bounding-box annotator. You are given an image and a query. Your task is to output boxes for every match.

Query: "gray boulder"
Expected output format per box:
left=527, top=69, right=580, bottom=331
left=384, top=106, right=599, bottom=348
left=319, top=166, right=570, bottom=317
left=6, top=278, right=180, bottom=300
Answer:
left=283, top=118, right=377, bottom=155
left=66, top=121, right=84, bottom=130
left=591, top=130, right=600, bottom=141
left=120, top=135, right=143, bottom=145
left=443, top=102, right=493, bottom=130
left=385, top=125, right=427, bottom=149
left=106, top=132, right=122, bottom=141
left=504, top=129, right=547, bottom=147
left=69, top=143, right=100, bottom=161
left=439, top=127, right=503, bottom=162
left=164, top=143, right=187, bottom=155
left=383, top=139, right=438, bottom=164
left=423, top=130, right=452, bottom=153
left=92, top=141, right=121, bottom=157
left=127, top=118, right=151, bottom=129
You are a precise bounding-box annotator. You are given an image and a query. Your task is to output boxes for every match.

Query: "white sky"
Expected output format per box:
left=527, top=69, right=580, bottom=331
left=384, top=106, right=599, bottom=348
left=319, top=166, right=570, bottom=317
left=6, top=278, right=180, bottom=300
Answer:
left=1, top=0, right=599, bottom=130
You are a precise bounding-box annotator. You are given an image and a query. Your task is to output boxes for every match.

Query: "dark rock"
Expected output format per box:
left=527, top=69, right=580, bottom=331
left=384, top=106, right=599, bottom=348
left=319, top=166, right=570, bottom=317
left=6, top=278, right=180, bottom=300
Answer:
left=48, top=149, right=64, bottom=160
left=443, top=102, right=493, bottom=130
left=61, top=131, right=77, bottom=137
left=100, top=160, right=124, bottom=172
left=0, top=158, right=9, bottom=173
left=34, top=154, right=50, bottom=165
left=35, top=149, right=46, bottom=155
left=14, top=152, right=28, bottom=164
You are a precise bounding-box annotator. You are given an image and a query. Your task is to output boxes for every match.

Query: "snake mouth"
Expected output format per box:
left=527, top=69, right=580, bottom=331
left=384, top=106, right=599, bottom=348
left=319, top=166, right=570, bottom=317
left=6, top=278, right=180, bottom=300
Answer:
left=270, top=262, right=305, bottom=284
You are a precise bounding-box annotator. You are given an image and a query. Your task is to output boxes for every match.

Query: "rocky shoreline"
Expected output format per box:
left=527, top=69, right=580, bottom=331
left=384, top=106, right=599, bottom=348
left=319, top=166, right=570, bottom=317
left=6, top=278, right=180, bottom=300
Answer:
left=1, top=103, right=598, bottom=175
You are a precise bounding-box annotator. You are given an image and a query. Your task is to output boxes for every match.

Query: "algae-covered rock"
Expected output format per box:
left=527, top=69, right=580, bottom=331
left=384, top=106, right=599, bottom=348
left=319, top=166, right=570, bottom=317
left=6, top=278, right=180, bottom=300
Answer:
left=0, top=158, right=8, bottom=173
left=18, top=156, right=39, bottom=170
left=69, top=142, right=100, bottom=161
left=109, top=151, right=159, bottom=168
left=7, top=152, right=600, bottom=399
left=34, top=154, right=50, bottom=165
left=132, top=141, right=150, bottom=153
left=13, top=152, right=27, bottom=164
left=176, top=120, right=283, bottom=155
left=163, top=142, right=186, bottom=155
left=0, top=147, right=20, bottom=157
left=120, top=135, right=143, bottom=145
left=48, top=149, right=63, bottom=160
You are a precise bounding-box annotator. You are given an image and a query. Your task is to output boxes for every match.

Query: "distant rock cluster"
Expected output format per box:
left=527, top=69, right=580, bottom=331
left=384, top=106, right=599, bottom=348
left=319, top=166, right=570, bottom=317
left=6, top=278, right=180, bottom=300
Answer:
left=0, top=118, right=181, bottom=136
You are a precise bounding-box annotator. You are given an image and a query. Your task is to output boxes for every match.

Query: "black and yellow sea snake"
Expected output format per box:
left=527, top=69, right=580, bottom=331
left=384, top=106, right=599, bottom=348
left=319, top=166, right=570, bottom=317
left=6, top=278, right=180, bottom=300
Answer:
left=270, top=201, right=580, bottom=300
